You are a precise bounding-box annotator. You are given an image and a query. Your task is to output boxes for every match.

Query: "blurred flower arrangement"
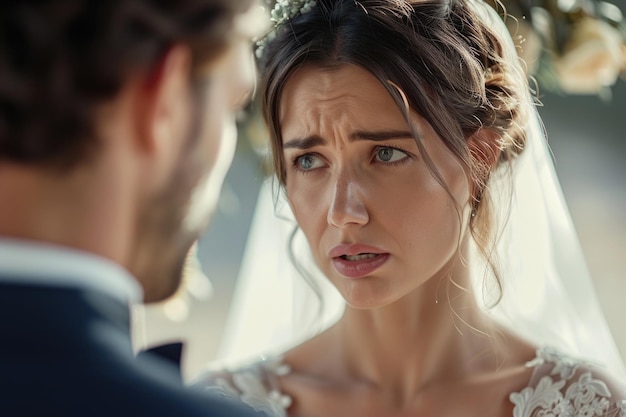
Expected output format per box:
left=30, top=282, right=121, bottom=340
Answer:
left=495, top=0, right=626, bottom=97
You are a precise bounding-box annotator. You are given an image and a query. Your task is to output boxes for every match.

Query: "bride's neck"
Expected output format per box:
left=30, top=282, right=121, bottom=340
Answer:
left=334, top=254, right=499, bottom=394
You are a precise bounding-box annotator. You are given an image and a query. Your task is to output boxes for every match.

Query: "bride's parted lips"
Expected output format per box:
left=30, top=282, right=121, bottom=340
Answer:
left=329, top=244, right=390, bottom=279
left=328, top=243, right=389, bottom=259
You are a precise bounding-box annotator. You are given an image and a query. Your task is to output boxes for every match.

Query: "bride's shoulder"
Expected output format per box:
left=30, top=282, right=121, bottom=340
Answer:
left=193, top=356, right=292, bottom=417
left=510, top=346, right=626, bottom=417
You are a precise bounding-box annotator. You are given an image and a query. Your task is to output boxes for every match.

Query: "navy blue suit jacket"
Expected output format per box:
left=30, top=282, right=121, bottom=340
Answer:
left=0, top=281, right=263, bottom=417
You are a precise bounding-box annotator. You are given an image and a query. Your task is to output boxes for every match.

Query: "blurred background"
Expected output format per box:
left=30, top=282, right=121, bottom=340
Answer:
left=136, top=0, right=626, bottom=380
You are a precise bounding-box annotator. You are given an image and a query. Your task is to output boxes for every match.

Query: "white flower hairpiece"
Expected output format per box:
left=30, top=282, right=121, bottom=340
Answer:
left=256, top=0, right=317, bottom=58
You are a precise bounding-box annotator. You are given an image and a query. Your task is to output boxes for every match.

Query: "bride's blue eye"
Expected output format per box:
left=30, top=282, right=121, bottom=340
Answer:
left=295, top=154, right=324, bottom=171
left=375, top=147, right=408, bottom=163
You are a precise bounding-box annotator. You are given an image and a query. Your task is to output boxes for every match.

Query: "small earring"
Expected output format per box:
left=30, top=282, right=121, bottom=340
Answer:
left=471, top=189, right=482, bottom=219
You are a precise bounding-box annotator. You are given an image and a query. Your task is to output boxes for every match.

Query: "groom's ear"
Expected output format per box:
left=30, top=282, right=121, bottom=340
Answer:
left=130, top=45, right=193, bottom=190
left=136, top=44, right=192, bottom=152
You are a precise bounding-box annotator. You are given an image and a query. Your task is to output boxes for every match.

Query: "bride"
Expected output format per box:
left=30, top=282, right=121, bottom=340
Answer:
left=196, top=0, right=626, bottom=415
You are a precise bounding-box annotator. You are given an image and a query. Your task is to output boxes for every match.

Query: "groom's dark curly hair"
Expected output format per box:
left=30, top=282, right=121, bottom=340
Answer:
left=0, top=0, right=252, bottom=170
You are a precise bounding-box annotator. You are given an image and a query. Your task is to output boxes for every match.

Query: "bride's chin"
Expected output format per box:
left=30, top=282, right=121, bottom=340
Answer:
left=337, top=283, right=397, bottom=310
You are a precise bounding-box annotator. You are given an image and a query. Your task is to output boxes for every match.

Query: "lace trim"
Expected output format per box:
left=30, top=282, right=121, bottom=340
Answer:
left=510, top=347, right=626, bottom=417
left=201, top=347, right=626, bottom=417
left=202, top=357, right=292, bottom=417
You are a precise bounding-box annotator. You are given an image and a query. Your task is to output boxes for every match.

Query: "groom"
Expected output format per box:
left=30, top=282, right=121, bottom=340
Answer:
left=0, top=1, right=264, bottom=416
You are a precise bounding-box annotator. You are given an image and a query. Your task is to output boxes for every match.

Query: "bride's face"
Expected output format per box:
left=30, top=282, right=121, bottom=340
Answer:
left=280, top=64, right=472, bottom=309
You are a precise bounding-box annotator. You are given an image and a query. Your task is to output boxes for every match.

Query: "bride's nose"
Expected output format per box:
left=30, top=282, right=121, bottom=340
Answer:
left=326, top=170, right=369, bottom=228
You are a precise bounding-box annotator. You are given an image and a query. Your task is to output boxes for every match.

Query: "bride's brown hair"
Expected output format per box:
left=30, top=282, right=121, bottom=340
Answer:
left=260, top=0, right=531, bottom=304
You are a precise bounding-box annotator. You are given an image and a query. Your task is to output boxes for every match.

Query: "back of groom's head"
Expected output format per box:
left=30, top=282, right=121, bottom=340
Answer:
left=0, top=0, right=252, bottom=169
left=0, top=0, right=262, bottom=302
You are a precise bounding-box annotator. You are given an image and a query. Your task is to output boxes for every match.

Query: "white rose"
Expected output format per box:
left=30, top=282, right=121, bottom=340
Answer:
left=554, top=17, right=624, bottom=95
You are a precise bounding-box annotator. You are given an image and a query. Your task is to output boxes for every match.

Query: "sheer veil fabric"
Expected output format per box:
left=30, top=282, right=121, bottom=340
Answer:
left=213, top=0, right=626, bottom=381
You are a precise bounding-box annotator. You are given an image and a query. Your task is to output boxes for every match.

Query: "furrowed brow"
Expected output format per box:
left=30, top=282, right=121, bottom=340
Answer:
left=349, top=130, right=414, bottom=141
left=283, top=130, right=414, bottom=149
left=283, top=135, right=326, bottom=149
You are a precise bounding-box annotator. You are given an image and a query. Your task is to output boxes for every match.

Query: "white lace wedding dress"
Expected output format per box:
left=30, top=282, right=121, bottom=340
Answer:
left=195, top=347, right=626, bottom=417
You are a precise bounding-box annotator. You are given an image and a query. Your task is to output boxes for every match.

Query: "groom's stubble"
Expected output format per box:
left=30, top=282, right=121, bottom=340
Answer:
left=129, top=78, right=216, bottom=303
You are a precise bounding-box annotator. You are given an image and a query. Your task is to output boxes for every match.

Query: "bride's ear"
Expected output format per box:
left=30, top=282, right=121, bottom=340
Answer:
left=467, top=128, right=501, bottom=170
left=466, top=128, right=501, bottom=203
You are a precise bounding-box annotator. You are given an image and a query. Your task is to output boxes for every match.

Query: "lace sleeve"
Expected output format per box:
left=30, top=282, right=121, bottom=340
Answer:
left=511, top=347, right=626, bottom=417
left=193, top=358, right=292, bottom=417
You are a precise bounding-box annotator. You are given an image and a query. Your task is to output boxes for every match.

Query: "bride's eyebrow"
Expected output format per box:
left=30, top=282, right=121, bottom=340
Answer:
left=283, top=135, right=326, bottom=150
left=350, top=130, right=414, bottom=141
left=283, top=130, right=414, bottom=150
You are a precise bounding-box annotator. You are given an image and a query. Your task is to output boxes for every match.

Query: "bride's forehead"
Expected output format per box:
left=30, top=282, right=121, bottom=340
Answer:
left=284, top=64, right=383, bottom=92
left=279, top=65, right=397, bottom=116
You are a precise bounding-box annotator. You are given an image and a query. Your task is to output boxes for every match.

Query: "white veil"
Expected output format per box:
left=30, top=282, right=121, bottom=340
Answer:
left=213, top=0, right=626, bottom=381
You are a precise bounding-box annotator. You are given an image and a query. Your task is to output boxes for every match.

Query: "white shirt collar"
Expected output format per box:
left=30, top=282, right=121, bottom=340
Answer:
left=0, top=238, right=143, bottom=303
